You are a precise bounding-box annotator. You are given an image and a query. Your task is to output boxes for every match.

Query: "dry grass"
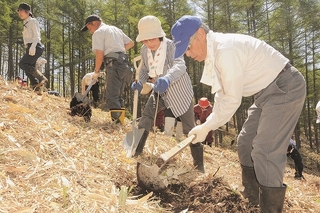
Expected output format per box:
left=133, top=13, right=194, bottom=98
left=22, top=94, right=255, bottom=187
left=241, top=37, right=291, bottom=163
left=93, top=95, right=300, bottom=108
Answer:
left=1, top=77, right=320, bottom=213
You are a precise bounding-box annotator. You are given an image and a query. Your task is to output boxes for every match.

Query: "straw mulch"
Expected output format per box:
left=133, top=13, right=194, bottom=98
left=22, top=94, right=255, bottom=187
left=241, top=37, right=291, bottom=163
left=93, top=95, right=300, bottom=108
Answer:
left=0, top=78, right=164, bottom=213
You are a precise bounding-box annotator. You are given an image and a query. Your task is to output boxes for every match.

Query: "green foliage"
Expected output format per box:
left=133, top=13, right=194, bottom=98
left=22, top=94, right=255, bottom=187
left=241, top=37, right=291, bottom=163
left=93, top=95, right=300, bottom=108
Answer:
left=1, top=0, right=320, bottom=149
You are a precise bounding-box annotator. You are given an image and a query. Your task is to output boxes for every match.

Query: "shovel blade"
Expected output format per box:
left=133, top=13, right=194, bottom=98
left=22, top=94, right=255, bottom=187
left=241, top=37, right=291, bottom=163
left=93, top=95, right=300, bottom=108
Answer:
left=122, top=128, right=145, bottom=157
left=72, top=93, right=91, bottom=106
left=136, top=162, right=166, bottom=192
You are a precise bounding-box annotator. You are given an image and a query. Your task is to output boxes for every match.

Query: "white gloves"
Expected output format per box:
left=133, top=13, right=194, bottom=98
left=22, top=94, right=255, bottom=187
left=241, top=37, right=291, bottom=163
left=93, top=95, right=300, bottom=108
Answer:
left=188, top=124, right=211, bottom=144
left=92, top=72, right=99, bottom=80
left=29, top=43, right=36, bottom=56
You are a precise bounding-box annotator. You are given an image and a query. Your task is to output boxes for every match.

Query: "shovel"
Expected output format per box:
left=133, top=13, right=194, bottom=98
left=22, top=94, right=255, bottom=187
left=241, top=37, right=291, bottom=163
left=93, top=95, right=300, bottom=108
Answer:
left=137, top=135, right=195, bottom=191
left=70, top=79, right=96, bottom=108
left=122, top=56, right=145, bottom=158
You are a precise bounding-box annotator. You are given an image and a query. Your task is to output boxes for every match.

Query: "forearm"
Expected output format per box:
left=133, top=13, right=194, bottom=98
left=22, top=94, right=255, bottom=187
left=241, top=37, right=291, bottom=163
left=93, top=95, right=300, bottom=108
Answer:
left=95, top=50, right=104, bottom=72
left=124, top=41, right=134, bottom=51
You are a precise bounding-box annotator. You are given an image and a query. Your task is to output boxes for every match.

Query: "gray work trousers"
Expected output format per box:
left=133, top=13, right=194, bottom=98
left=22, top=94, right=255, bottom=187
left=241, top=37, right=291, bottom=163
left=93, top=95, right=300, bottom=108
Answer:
left=138, top=91, right=195, bottom=134
left=237, top=65, right=306, bottom=187
left=105, top=59, right=132, bottom=110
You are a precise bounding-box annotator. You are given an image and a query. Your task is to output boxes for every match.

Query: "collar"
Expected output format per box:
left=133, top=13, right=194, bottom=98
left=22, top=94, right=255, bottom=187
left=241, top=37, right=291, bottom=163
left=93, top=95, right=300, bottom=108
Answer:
left=24, top=16, right=31, bottom=24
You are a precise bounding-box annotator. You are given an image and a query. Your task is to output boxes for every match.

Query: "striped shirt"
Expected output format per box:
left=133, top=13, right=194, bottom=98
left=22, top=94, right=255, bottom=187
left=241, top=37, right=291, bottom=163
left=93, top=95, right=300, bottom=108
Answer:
left=139, top=39, right=194, bottom=117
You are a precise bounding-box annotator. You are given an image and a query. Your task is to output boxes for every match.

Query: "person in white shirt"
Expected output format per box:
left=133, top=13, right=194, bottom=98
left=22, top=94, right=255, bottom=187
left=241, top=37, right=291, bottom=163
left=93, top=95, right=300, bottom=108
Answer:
left=17, top=3, right=47, bottom=90
left=81, top=14, right=134, bottom=123
left=171, top=15, right=306, bottom=212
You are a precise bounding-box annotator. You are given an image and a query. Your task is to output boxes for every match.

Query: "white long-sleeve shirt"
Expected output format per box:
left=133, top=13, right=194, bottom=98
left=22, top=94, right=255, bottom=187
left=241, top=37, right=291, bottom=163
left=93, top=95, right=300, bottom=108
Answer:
left=204, top=33, right=289, bottom=131
left=22, top=16, right=41, bottom=45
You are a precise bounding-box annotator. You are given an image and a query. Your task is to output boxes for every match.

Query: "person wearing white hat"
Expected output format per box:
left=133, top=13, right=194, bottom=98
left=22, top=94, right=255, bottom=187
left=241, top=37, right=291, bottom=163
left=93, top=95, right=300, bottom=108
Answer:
left=171, top=15, right=306, bottom=212
left=131, top=15, right=204, bottom=173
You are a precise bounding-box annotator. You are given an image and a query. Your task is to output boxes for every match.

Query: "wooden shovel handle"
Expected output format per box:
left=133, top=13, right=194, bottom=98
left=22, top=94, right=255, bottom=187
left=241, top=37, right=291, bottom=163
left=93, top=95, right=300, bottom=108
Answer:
left=132, top=56, right=142, bottom=120
left=159, top=135, right=195, bottom=162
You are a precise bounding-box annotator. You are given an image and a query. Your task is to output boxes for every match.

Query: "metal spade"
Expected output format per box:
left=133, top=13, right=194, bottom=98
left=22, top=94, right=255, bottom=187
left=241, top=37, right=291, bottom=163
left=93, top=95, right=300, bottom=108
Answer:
left=137, top=135, right=195, bottom=191
left=122, top=56, right=145, bottom=157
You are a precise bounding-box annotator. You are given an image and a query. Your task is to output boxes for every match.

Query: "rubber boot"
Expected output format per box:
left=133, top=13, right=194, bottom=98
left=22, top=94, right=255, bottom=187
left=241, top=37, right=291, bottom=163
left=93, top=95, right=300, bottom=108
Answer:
left=240, top=165, right=259, bottom=205
left=190, top=143, right=205, bottom=173
left=259, top=184, right=286, bottom=213
left=164, top=117, right=175, bottom=136
left=175, top=121, right=183, bottom=140
left=29, top=67, right=47, bottom=85
left=133, top=130, right=149, bottom=157
left=110, top=108, right=125, bottom=125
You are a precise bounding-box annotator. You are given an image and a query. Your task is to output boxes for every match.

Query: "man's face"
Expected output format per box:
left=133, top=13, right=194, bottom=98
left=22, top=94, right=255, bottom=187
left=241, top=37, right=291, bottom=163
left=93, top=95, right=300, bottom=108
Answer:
left=86, top=21, right=100, bottom=34
left=185, top=28, right=207, bottom=62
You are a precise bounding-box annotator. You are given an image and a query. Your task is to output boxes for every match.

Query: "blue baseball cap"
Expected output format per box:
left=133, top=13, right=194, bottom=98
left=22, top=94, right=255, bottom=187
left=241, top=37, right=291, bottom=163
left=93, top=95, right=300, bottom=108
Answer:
left=171, top=15, right=202, bottom=58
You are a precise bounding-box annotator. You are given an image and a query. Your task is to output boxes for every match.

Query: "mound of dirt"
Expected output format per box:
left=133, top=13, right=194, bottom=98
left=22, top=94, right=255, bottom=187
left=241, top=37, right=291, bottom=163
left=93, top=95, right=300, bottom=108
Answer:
left=133, top=178, right=259, bottom=213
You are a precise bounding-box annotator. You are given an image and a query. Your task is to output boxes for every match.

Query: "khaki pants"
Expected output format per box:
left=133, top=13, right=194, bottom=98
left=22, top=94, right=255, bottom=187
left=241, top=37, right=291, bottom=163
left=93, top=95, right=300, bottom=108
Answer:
left=237, top=66, right=306, bottom=187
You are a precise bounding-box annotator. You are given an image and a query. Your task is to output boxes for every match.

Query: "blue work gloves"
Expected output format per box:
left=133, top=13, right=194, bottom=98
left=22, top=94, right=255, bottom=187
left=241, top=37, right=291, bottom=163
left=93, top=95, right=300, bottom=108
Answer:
left=154, top=76, right=170, bottom=94
left=131, top=81, right=143, bottom=93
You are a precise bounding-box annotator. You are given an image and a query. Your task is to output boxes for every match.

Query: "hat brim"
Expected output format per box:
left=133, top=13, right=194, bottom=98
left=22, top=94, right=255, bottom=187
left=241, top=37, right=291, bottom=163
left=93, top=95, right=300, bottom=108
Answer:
left=81, top=25, right=88, bottom=32
left=136, top=31, right=166, bottom=42
left=174, top=38, right=189, bottom=59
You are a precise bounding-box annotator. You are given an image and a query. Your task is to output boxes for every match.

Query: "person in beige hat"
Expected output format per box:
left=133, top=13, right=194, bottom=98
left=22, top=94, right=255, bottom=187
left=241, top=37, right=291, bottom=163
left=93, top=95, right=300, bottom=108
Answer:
left=131, top=15, right=204, bottom=173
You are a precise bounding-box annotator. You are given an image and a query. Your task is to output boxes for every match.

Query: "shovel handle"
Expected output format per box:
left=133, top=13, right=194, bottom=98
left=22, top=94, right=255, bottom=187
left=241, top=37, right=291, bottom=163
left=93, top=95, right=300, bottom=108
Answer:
left=160, top=135, right=195, bottom=162
left=132, top=56, right=142, bottom=120
left=83, top=79, right=96, bottom=97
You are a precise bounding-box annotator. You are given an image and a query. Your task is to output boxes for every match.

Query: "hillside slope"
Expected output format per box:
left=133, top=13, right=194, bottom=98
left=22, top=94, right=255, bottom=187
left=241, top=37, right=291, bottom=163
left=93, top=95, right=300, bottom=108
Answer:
left=1, top=77, right=319, bottom=213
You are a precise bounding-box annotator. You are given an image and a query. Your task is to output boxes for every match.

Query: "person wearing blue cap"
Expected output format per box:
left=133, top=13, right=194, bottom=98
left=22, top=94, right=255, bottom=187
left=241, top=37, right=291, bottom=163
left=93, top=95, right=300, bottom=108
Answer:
left=171, top=15, right=306, bottom=212
left=131, top=15, right=204, bottom=173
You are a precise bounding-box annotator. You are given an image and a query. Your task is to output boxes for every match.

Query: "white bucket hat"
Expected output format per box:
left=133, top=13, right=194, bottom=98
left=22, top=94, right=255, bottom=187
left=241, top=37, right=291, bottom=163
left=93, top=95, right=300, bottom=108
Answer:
left=136, top=16, right=166, bottom=42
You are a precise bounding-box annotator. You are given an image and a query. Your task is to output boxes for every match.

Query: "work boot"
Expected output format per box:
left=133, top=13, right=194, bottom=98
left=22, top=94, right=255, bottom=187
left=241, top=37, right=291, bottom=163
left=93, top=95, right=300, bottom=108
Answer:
left=240, top=165, right=259, bottom=205
left=164, top=117, right=175, bottom=136
left=29, top=67, right=48, bottom=86
left=259, top=184, right=286, bottom=213
left=110, top=108, right=125, bottom=125
left=190, top=143, right=205, bottom=173
left=133, top=130, right=149, bottom=157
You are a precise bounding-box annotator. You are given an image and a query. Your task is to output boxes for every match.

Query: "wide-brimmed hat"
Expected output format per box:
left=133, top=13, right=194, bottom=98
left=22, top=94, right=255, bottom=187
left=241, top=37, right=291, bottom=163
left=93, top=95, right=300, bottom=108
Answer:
left=198, top=97, right=210, bottom=108
left=171, top=15, right=202, bottom=58
left=17, top=3, right=33, bottom=16
left=136, top=16, right=166, bottom=42
left=81, top=15, right=101, bottom=32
